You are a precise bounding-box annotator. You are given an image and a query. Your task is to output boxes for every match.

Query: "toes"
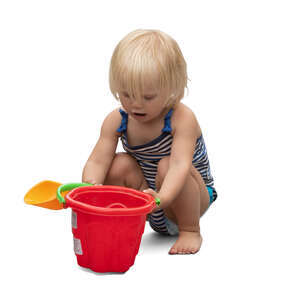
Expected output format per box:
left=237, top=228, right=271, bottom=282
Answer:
left=169, top=247, right=177, bottom=255
left=191, top=247, right=199, bottom=254
left=178, top=246, right=185, bottom=254
left=187, top=247, right=195, bottom=254
left=169, top=242, right=184, bottom=254
left=169, top=246, right=185, bottom=255
left=182, top=248, right=191, bottom=254
left=169, top=246, right=197, bottom=255
left=168, top=232, right=202, bottom=255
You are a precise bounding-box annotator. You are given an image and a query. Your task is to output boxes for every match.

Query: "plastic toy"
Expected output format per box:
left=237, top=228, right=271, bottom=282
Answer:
left=24, top=182, right=160, bottom=273
left=24, top=180, right=64, bottom=209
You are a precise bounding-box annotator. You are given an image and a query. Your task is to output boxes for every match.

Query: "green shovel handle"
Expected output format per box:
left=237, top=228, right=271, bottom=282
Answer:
left=57, top=182, right=93, bottom=204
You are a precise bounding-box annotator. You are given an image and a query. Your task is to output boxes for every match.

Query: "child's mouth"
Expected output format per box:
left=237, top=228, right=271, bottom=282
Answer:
left=133, top=112, right=147, bottom=117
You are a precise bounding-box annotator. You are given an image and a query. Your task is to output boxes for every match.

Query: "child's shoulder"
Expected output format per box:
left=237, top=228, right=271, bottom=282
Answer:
left=172, top=103, right=202, bottom=136
left=172, top=103, right=196, bottom=118
left=103, top=108, right=122, bottom=122
left=101, top=108, right=123, bottom=135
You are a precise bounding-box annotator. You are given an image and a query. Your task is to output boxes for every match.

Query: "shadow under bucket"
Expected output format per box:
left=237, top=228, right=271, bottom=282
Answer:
left=64, top=185, right=156, bottom=273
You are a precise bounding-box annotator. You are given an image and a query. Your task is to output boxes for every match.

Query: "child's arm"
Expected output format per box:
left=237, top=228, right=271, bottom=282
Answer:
left=82, top=109, right=121, bottom=185
left=146, top=106, right=200, bottom=209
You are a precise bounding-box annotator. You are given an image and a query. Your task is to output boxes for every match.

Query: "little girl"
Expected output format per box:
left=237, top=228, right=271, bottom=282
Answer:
left=82, top=29, right=217, bottom=255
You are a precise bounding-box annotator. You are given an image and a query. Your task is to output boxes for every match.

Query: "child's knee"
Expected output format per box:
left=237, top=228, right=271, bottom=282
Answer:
left=106, top=153, right=137, bottom=182
left=156, top=157, right=170, bottom=185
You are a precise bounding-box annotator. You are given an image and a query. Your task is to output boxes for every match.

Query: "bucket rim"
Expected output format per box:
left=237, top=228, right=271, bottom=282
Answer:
left=65, top=185, right=156, bottom=216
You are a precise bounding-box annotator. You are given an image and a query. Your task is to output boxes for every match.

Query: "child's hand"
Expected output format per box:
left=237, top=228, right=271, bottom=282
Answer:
left=143, top=188, right=162, bottom=213
left=83, top=180, right=102, bottom=186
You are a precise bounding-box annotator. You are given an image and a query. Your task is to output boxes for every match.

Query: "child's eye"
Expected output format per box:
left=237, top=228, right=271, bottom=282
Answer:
left=144, top=95, right=156, bottom=101
left=122, top=92, right=130, bottom=98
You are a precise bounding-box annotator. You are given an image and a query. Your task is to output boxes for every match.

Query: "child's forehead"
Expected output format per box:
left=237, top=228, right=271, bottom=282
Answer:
left=120, top=81, right=161, bottom=94
left=141, top=83, right=159, bottom=93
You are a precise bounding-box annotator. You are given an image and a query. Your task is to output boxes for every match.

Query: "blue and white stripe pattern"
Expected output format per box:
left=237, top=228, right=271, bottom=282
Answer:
left=117, top=108, right=217, bottom=235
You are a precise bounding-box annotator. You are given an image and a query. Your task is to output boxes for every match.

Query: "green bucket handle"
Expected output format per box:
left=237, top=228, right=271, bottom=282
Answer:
left=57, top=182, right=93, bottom=204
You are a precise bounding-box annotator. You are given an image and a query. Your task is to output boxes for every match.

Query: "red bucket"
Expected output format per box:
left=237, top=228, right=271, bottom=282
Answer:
left=64, top=185, right=156, bottom=273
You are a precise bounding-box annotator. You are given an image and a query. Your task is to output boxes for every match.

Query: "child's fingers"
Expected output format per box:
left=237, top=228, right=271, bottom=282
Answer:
left=143, top=188, right=156, bottom=195
left=83, top=180, right=102, bottom=185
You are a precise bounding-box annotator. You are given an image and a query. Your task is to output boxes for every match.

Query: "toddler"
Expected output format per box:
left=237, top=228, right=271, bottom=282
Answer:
left=82, top=29, right=217, bottom=255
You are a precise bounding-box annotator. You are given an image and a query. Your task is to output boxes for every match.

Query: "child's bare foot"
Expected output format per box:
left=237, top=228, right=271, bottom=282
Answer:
left=169, top=231, right=202, bottom=255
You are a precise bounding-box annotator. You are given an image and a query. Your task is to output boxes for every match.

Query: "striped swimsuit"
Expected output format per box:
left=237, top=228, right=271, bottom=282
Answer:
left=117, top=108, right=217, bottom=235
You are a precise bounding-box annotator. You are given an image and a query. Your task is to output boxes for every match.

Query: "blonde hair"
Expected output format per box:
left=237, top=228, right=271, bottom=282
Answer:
left=109, top=29, right=188, bottom=107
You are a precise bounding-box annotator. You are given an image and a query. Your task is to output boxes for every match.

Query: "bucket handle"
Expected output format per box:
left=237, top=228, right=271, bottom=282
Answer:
left=57, top=183, right=93, bottom=204
left=106, top=202, right=127, bottom=209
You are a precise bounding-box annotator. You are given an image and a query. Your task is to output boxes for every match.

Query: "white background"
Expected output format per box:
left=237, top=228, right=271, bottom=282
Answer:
left=1, top=0, right=299, bottom=299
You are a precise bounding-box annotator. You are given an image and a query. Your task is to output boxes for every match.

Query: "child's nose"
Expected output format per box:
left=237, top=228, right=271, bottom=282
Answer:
left=131, top=98, right=143, bottom=108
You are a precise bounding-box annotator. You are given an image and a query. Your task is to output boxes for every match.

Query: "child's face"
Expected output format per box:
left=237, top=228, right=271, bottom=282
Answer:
left=118, top=86, right=170, bottom=123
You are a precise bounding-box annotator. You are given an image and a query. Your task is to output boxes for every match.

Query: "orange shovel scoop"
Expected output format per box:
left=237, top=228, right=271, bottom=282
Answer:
left=24, top=180, right=65, bottom=210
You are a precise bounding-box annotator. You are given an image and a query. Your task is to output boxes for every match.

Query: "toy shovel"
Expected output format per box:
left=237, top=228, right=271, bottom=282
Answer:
left=24, top=180, right=65, bottom=210
left=24, top=180, right=92, bottom=210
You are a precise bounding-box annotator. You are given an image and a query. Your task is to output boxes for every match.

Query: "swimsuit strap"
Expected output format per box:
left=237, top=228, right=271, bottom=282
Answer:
left=162, top=108, right=174, bottom=133
left=116, top=109, right=128, bottom=133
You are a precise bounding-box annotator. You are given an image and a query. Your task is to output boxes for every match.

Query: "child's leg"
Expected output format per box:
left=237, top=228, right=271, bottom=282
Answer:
left=104, top=152, right=148, bottom=191
left=156, top=157, right=210, bottom=254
